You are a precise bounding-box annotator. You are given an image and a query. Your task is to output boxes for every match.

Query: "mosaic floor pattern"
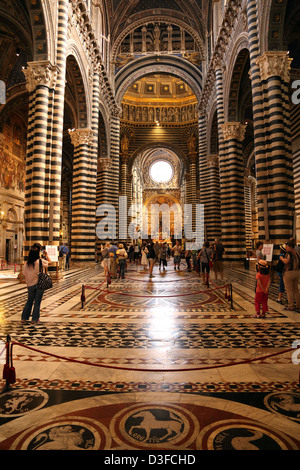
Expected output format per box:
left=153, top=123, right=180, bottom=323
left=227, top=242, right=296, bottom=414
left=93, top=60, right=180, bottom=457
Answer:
left=0, top=262, right=299, bottom=455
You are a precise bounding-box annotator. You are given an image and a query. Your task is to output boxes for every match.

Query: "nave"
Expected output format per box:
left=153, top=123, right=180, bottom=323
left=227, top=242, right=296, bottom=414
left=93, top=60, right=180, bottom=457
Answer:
left=0, top=261, right=299, bottom=452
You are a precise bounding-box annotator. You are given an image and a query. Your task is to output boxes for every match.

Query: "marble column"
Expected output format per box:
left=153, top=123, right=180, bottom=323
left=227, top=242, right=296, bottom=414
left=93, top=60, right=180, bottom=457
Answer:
left=220, top=122, right=247, bottom=261
left=69, top=128, right=95, bottom=264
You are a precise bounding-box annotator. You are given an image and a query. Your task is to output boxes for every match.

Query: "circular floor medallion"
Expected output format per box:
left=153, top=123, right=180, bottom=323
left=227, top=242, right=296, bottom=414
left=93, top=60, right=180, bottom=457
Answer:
left=11, top=417, right=110, bottom=450
left=264, top=392, right=300, bottom=422
left=111, top=403, right=199, bottom=449
left=197, top=419, right=298, bottom=450
left=0, top=389, right=49, bottom=417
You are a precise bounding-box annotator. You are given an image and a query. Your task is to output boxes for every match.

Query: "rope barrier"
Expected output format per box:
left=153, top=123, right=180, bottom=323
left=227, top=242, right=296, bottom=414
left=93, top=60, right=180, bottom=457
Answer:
left=82, top=285, right=230, bottom=298
left=4, top=341, right=299, bottom=376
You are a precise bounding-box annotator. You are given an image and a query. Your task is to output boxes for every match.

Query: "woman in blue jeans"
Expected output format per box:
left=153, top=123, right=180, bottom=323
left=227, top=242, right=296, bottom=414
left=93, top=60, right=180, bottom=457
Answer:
left=21, top=246, right=51, bottom=323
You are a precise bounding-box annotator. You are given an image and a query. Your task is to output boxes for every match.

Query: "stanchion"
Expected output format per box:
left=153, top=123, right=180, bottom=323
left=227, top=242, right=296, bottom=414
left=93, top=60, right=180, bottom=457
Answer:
left=2, top=335, right=15, bottom=392
left=81, top=284, right=85, bottom=309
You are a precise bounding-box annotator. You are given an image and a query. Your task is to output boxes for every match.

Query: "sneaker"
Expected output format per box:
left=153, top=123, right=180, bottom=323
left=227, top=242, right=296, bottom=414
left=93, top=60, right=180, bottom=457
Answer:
left=253, top=314, right=261, bottom=318
left=276, top=299, right=283, bottom=304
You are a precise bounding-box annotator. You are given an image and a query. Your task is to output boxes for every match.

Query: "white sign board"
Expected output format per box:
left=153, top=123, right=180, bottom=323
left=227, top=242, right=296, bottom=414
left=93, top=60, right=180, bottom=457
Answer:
left=46, top=245, right=58, bottom=263
left=262, top=244, right=274, bottom=262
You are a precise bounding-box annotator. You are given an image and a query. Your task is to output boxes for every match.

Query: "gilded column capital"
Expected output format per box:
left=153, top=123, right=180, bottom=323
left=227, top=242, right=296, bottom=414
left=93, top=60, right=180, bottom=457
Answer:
left=98, top=157, right=112, bottom=171
left=207, top=154, right=219, bottom=168
left=256, top=51, right=292, bottom=83
left=69, top=128, right=94, bottom=147
left=23, top=60, right=59, bottom=92
left=221, top=122, right=246, bottom=142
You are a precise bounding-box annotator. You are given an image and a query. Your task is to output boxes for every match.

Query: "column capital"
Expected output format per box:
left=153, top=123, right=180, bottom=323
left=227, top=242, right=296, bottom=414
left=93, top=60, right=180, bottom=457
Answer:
left=69, top=128, right=94, bottom=147
left=256, top=51, right=292, bottom=83
left=221, top=122, right=246, bottom=142
left=98, top=157, right=112, bottom=171
left=23, top=60, right=59, bottom=92
left=207, top=154, right=219, bottom=168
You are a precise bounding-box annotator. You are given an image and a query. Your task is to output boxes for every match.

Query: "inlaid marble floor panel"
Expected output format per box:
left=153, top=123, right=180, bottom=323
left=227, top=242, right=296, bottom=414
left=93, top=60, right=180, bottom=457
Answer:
left=0, top=262, right=299, bottom=452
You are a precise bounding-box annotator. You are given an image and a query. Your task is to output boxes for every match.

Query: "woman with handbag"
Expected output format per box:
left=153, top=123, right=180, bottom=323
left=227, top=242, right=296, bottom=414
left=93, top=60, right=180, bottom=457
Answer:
left=21, top=245, right=51, bottom=324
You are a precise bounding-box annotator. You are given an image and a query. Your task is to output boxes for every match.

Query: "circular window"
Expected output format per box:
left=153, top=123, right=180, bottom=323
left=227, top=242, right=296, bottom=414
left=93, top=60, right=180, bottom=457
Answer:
left=150, top=160, right=173, bottom=184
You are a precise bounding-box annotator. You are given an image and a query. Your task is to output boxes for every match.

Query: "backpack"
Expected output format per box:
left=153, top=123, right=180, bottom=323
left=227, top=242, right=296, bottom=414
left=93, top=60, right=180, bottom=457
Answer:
left=275, top=258, right=284, bottom=273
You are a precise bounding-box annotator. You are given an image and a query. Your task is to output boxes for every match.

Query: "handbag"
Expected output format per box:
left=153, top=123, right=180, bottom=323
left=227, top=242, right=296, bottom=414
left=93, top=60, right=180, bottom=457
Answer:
left=205, top=248, right=213, bottom=268
left=37, top=259, right=52, bottom=291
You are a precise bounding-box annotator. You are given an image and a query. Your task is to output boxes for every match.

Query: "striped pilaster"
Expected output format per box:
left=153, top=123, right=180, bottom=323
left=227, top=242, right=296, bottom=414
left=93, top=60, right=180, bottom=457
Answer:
left=109, top=114, right=121, bottom=238
left=220, top=123, right=247, bottom=261
left=206, top=154, right=221, bottom=242
left=119, top=153, right=129, bottom=241
left=69, top=129, right=95, bottom=263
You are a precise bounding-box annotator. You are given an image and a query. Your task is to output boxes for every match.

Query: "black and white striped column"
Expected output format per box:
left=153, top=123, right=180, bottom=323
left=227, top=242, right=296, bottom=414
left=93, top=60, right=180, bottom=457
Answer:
left=69, top=128, right=96, bottom=264
left=220, top=122, right=247, bottom=261
left=23, top=61, right=58, bottom=256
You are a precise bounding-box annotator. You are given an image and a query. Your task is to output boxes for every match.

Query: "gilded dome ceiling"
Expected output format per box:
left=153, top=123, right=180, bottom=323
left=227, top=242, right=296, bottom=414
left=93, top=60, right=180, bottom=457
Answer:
left=122, top=73, right=197, bottom=105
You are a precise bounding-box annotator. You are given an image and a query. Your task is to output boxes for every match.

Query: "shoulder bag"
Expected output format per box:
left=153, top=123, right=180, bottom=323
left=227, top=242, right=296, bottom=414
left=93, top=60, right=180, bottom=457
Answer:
left=37, top=259, right=53, bottom=291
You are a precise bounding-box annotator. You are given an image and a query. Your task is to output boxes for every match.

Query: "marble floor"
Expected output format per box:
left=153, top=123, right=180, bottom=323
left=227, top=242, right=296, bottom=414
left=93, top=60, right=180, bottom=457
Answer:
left=0, top=260, right=299, bottom=454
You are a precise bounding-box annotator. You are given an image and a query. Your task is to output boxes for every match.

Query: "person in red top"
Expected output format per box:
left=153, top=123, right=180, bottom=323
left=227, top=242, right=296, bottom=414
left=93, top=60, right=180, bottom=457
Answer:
left=254, top=259, right=270, bottom=318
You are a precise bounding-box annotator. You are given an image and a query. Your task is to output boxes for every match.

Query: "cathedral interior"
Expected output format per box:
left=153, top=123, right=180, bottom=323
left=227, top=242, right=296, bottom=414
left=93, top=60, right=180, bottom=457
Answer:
left=0, top=0, right=300, bottom=454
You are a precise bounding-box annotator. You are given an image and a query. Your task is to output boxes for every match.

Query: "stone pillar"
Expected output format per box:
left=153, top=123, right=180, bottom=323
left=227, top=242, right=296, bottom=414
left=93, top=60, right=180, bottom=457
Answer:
left=50, top=0, right=69, bottom=249
left=69, top=128, right=95, bottom=264
left=220, top=122, right=247, bottom=261
left=23, top=60, right=58, bottom=254
left=255, top=52, right=294, bottom=244
left=246, top=0, right=295, bottom=248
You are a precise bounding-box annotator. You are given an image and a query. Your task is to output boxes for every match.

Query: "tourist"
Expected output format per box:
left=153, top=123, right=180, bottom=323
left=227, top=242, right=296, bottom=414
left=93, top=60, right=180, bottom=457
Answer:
left=134, top=243, right=140, bottom=264
left=109, top=241, right=118, bottom=279
left=128, top=244, right=134, bottom=263
left=21, top=245, right=51, bottom=324
left=65, top=244, right=71, bottom=270
left=254, top=260, right=270, bottom=318
left=256, top=241, right=265, bottom=263
left=59, top=242, right=69, bottom=271
left=282, top=239, right=300, bottom=311
left=101, top=242, right=111, bottom=277
left=116, top=243, right=128, bottom=279
left=212, top=238, right=225, bottom=282
left=198, top=241, right=213, bottom=285
left=147, top=241, right=156, bottom=278
left=172, top=241, right=182, bottom=270
left=275, top=244, right=286, bottom=304
left=159, top=243, right=168, bottom=271
left=185, top=249, right=192, bottom=271
left=141, top=242, right=149, bottom=271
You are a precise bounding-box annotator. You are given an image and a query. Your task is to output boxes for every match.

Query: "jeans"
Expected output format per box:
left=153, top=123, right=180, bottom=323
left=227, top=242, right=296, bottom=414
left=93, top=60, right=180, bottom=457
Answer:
left=22, top=284, right=44, bottom=322
left=119, top=259, right=126, bottom=278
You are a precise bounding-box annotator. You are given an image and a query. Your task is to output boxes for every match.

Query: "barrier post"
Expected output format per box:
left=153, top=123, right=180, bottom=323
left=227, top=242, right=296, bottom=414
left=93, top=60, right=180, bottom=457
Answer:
left=2, top=335, right=13, bottom=392
left=81, top=285, right=85, bottom=309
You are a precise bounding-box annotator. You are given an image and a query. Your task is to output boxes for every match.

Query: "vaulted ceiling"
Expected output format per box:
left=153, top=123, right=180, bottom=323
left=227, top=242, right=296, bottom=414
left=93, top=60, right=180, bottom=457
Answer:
left=106, top=0, right=210, bottom=46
